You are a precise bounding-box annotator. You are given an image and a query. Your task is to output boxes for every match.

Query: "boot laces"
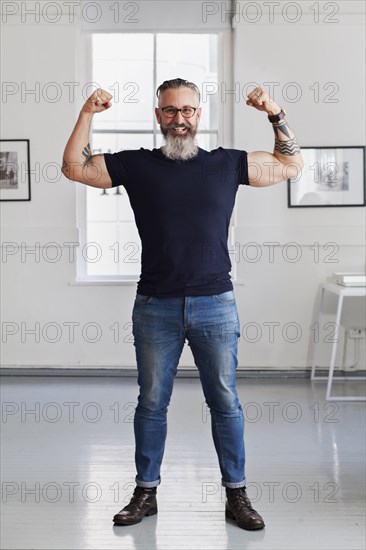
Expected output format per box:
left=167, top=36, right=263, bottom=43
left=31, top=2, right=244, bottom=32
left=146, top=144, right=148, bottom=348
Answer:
left=125, top=486, right=153, bottom=510
left=230, top=488, right=255, bottom=511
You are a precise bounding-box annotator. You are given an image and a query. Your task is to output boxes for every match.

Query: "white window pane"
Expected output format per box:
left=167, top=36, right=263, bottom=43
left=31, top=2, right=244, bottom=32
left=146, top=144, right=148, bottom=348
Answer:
left=86, top=222, right=119, bottom=276
left=116, top=222, right=142, bottom=276
left=196, top=133, right=218, bottom=150
left=92, top=133, right=154, bottom=153
left=86, top=222, right=141, bottom=277
left=92, top=34, right=154, bottom=131
left=87, top=185, right=118, bottom=222
left=87, top=185, right=135, bottom=223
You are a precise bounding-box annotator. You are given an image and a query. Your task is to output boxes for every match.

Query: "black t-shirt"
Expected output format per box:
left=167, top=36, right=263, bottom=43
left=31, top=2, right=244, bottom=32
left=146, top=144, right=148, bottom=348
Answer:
left=104, top=147, right=250, bottom=297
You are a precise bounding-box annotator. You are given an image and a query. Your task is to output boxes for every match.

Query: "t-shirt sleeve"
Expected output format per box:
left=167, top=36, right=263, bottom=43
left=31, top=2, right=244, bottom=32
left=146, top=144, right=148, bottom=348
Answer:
left=104, top=151, right=129, bottom=188
left=238, top=150, right=250, bottom=186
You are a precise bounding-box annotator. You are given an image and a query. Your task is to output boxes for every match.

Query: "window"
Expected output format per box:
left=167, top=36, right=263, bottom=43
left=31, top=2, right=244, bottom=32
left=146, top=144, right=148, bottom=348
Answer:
left=84, top=33, right=219, bottom=279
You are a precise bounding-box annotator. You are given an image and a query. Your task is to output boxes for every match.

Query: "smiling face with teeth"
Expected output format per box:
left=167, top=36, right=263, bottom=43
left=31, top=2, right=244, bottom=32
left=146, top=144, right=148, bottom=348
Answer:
left=155, top=86, right=202, bottom=161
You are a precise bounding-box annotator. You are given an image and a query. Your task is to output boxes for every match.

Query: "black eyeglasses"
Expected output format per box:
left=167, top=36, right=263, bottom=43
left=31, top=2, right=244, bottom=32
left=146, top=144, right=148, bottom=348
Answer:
left=160, top=106, right=198, bottom=118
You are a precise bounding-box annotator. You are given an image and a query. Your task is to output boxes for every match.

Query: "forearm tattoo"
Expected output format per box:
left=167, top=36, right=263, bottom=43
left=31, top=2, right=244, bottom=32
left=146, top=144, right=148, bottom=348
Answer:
left=275, top=137, right=301, bottom=156
left=82, top=143, right=93, bottom=166
left=273, top=121, right=301, bottom=156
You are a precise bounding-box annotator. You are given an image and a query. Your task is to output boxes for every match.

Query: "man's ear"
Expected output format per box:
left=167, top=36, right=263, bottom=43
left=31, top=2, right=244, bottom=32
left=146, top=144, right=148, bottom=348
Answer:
left=155, top=107, right=161, bottom=124
left=196, top=107, right=202, bottom=122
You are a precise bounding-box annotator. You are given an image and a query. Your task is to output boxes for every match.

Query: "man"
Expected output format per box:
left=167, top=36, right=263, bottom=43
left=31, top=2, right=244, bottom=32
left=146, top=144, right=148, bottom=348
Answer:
left=62, top=78, right=304, bottom=530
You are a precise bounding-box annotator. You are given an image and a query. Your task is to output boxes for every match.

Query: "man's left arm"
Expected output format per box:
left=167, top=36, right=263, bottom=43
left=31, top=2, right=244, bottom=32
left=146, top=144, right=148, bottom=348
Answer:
left=246, top=86, right=304, bottom=187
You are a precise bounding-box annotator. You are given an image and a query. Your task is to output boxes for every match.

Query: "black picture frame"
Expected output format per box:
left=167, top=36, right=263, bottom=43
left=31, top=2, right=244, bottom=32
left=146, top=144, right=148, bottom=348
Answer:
left=287, top=146, right=365, bottom=208
left=0, top=139, right=31, bottom=201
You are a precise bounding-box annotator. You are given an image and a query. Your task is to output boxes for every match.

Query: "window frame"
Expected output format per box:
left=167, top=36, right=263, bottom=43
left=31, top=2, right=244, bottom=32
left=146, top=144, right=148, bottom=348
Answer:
left=74, top=30, right=237, bottom=286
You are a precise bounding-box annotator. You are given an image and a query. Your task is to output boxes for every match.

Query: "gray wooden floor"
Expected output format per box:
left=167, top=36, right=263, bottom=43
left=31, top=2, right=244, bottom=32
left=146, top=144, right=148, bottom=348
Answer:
left=1, top=375, right=365, bottom=550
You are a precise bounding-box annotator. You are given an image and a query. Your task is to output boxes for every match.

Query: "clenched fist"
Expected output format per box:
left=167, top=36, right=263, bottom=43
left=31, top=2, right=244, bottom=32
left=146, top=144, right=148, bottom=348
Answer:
left=82, top=88, right=113, bottom=114
left=246, top=86, right=281, bottom=115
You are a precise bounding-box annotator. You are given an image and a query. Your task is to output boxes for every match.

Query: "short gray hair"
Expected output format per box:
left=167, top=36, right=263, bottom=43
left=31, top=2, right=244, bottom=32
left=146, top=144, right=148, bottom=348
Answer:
left=156, top=78, right=200, bottom=104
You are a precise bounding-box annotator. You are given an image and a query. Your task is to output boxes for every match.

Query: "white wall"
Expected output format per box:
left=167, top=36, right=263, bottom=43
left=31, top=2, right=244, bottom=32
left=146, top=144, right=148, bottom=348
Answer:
left=1, top=1, right=365, bottom=371
left=232, top=0, right=365, bottom=369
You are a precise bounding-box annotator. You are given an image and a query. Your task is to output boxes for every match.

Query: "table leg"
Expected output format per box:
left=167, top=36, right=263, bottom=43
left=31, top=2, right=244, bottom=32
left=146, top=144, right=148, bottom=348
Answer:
left=326, top=294, right=344, bottom=400
left=311, top=286, right=325, bottom=380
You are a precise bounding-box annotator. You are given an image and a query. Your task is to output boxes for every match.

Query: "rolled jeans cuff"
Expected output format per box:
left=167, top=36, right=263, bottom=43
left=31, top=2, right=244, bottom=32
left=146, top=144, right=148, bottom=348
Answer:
left=135, top=475, right=161, bottom=488
left=222, top=478, right=246, bottom=489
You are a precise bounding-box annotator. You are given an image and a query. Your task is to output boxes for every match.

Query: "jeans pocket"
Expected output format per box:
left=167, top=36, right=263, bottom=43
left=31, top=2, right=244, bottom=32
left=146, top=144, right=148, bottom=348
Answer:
left=135, top=294, right=154, bottom=304
left=213, top=290, right=235, bottom=303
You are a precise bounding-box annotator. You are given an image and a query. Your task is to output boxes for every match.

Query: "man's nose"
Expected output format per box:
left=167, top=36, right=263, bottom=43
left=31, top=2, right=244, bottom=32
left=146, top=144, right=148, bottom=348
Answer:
left=172, top=110, right=185, bottom=124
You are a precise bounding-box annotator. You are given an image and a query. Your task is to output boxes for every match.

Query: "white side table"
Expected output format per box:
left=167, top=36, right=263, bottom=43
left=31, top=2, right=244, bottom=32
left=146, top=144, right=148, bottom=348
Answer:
left=311, top=281, right=366, bottom=401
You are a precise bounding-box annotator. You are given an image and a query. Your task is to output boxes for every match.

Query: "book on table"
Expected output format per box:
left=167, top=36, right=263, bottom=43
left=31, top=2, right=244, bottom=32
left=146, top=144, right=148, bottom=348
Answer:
left=332, top=273, right=366, bottom=287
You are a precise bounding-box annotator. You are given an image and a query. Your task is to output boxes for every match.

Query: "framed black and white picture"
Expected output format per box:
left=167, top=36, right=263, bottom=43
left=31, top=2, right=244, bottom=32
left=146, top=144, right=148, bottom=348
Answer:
left=0, top=139, right=31, bottom=201
left=288, top=146, right=365, bottom=208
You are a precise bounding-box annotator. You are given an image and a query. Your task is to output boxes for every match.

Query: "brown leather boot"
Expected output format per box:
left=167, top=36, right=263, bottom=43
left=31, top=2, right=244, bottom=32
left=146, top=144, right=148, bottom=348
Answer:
left=113, top=486, right=158, bottom=525
left=225, top=487, right=265, bottom=530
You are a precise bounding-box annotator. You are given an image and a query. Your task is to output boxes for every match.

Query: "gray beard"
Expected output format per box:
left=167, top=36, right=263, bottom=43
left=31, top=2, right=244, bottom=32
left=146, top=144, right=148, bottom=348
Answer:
left=160, top=130, right=199, bottom=161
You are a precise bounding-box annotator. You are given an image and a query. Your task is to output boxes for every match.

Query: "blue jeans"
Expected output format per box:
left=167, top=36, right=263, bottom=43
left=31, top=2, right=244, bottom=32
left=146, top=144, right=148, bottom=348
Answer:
left=132, top=290, right=245, bottom=489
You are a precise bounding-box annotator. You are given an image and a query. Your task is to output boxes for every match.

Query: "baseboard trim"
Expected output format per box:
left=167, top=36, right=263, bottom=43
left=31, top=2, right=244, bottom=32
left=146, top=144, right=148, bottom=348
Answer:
left=1, top=367, right=365, bottom=378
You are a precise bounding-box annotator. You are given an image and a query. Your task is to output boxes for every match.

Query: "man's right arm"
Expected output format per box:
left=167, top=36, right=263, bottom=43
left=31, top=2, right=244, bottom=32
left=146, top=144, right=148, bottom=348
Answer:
left=61, top=88, right=113, bottom=188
